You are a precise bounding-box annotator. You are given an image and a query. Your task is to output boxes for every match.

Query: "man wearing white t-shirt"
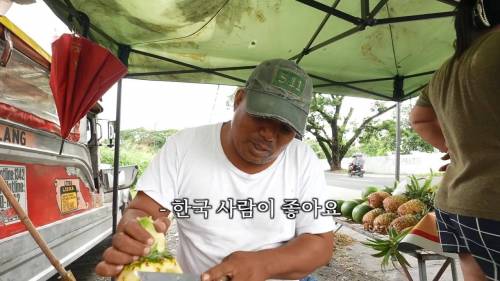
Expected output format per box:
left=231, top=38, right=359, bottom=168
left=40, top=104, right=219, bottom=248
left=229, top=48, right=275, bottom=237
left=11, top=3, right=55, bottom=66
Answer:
left=96, top=59, right=335, bottom=281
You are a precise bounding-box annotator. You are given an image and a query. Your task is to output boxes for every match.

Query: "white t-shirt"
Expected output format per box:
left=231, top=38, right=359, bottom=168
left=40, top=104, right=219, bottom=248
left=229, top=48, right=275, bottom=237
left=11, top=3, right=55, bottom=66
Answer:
left=137, top=122, right=335, bottom=277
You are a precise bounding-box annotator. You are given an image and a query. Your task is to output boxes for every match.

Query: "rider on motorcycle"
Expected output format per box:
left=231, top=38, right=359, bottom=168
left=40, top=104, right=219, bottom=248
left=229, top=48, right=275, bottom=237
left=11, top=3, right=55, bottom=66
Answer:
left=348, top=154, right=365, bottom=176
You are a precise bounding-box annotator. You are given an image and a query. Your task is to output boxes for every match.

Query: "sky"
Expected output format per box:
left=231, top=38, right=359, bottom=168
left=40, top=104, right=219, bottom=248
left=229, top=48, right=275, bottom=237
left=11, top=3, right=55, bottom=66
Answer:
left=4, top=1, right=412, bottom=134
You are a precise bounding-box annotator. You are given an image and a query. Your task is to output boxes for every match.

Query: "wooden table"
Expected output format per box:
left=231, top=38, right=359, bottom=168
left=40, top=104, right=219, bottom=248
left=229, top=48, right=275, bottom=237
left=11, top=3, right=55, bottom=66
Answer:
left=333, top=217, right=458, bottom=281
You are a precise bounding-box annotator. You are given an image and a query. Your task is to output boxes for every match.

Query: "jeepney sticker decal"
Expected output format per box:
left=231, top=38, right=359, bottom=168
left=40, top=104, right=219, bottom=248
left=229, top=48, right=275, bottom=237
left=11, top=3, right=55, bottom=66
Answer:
left=0, top=165, right=27, bottom=226
left=0, top=124, right=34, bottom=147
left=55, top=179, right=87, bottom=214
left=65, top=167, right=91, bottom=189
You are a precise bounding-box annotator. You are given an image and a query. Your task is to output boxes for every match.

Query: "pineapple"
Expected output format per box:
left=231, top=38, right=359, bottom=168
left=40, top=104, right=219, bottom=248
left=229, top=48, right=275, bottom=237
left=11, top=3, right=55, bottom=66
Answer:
left=373, top=212, right=398, bottom=234
left=118, top=258, right=182, bottom=281
left=117, top=217, right=182, bottom=281
left=403, top=174, right=437, bottom=210
left=388, top=214, right=419, bottom=233
left=382, top=195, right=408, bottom=213
left=367, top=191, right=391, bottom=208
left=397, top=199, right=426, bottom=216
left=362, top=208, right=385, bottom=231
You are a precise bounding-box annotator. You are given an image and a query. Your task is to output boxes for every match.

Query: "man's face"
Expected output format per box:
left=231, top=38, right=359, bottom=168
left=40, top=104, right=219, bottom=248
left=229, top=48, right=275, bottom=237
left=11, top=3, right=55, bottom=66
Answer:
left=230, top=91, right=296, bottom=165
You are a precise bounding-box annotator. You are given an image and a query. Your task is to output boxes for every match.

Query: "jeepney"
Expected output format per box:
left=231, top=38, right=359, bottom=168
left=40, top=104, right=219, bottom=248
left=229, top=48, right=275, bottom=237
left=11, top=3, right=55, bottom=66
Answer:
left=0, top=16, right=133, bottom=281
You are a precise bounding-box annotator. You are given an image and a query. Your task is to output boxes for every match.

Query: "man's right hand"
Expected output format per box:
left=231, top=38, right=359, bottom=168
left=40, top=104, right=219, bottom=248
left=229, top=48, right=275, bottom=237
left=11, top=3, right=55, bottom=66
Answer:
left=95, top=191, right=172, bottom=277
left=95, top=216, right=170, bottom=276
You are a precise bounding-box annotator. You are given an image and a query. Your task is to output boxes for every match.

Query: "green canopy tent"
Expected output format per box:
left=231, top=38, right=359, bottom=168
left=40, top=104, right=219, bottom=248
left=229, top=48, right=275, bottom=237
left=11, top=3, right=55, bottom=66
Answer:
left=43, top=0, right=458, bottom=232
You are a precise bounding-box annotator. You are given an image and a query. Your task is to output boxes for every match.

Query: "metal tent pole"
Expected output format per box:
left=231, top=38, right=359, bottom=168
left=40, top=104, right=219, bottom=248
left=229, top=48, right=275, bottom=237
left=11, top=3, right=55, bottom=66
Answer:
left=295, top=0, right=341, bottom=64
left=393, top=76, right=404, bottom=182
left=112, top=45, right=130, bottom=235
left=395, top=101, right=401, bottom=181
left=112, top=78, right=122, bottom=235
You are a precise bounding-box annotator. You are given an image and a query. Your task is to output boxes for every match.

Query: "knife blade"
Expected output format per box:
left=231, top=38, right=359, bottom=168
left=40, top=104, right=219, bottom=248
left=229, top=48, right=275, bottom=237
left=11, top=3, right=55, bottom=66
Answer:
left=138, top=271, right=199, bottom=281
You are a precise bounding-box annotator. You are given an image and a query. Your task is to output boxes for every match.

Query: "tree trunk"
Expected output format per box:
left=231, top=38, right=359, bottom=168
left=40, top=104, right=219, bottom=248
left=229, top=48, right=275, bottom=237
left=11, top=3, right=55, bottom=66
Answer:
left=329, top=159, right=342, bottom=171
left=329, top=141, right=343, bottom=171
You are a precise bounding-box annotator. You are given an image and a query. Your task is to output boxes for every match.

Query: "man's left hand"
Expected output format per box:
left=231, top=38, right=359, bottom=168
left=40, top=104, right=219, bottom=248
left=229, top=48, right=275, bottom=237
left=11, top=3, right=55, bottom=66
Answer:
left=201, top=251, right=268, bottom=281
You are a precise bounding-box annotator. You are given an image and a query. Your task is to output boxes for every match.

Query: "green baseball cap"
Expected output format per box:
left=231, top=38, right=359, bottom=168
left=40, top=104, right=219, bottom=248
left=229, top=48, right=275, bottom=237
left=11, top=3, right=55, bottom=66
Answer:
left=245, top=59, right=313, bottom=137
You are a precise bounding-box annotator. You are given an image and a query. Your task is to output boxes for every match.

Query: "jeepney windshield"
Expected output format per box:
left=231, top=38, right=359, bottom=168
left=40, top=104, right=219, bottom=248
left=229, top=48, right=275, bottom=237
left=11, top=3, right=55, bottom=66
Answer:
left=0, top=46, right=59, bottom=126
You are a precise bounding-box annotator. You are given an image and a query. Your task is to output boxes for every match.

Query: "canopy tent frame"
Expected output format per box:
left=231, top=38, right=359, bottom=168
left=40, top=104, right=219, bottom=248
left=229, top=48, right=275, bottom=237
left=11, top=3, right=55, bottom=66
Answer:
left=45, top=0, right=459, bottom=232
left=47, top=0, right=459, bottom=102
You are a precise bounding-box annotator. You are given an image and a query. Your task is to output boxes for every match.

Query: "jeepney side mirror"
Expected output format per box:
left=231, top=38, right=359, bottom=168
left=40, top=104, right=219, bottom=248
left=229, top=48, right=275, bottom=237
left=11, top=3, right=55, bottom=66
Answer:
left=107, top=120, right=115, bottom=148
left=0, top=29, right=13, bottom=67
left=96, top=122, right=103, bottom=142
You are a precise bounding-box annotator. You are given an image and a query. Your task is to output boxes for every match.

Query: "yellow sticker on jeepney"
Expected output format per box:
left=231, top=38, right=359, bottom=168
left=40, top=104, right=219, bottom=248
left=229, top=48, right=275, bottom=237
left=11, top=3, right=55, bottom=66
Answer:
left=55, top=179, right=85, bottom=214
left=60, top=184, right=78, bottom=213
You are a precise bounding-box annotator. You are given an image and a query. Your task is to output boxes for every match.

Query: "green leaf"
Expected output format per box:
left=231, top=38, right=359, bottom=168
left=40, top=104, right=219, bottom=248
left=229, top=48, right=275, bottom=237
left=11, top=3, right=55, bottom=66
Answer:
left=381, top=254, right=391, bottom=269
left=395, top=252, right=411, bottom=268
left=363, top=227, right=411, bottom=270
left=372, top=251, right=388, bottom=258
left=423, top=172, right=433, bottom=190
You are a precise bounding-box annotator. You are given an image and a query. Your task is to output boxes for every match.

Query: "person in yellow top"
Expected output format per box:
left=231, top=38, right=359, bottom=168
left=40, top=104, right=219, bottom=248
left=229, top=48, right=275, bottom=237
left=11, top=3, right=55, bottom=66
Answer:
left=410, top=1, right=500, bottom=280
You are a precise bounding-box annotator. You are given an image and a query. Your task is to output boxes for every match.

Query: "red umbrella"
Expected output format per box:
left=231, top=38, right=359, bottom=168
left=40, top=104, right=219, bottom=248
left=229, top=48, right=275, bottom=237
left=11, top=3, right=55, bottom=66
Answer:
left=50, top=34, right=127, bottom=140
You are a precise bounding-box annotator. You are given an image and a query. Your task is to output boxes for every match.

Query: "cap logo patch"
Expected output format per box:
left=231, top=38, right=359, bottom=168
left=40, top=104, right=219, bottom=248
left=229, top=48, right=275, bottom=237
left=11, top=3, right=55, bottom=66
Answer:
left=272, top=68, right=305, bottom=96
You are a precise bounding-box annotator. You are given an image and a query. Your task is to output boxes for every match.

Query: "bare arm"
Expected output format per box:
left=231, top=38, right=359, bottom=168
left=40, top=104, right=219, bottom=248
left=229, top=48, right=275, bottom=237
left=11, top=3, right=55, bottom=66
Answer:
left=259, top=232, right=334, bottom=279
left=410, top=105, right=447, bottom=152
left=96, top=191, right=170, bottom=277
left=202, top=232, right=334, bottom=281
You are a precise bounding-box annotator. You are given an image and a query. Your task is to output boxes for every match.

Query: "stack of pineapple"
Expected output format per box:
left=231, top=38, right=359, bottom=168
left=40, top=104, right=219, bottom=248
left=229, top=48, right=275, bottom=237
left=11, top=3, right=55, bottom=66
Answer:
left=360, top=174, right=436, bottom=235
left=348, top=174, right=439, bottom=270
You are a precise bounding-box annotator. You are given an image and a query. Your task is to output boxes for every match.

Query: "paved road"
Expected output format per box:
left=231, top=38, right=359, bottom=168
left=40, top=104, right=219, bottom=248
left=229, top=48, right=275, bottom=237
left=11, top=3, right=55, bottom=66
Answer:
left=324, top=172, right=397, bottom=191
left=323, top=172, right=442, bottom=201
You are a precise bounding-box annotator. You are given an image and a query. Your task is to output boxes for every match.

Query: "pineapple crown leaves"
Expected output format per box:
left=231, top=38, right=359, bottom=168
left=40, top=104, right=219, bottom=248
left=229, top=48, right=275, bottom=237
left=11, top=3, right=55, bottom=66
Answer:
left=415, top=205, right=431, bottom=220
left=144, top=248, right=174, bottom=262
left=126, top=249, right=176, bottom=272
left=404, top=173, right=438, bottom=206
left=382, top=180, right=399, bottom=194
left=407, top=175, right=425, bottom=194
left=137, top=216, right=171, bottom=260
left=362, top=228, right=411, bottom=270
left=414, top=173, right=438, bottom=211
left=422, top=170, right=439, bottom=194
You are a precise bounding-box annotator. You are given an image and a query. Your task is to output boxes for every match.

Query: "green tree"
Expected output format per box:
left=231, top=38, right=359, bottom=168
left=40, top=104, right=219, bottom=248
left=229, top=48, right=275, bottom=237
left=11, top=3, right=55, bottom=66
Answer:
left=402, top=127, right=435, bottom=154
left=100, top=128, right=178, bottom=177
left=357, top=105, right=434, bottom=156
left=304, top=138, right=326, bottom=159
left=398, top=103, right=434, bottom=153
left=306, top=94, right=395, bottom=171
left=121, top=128, right=177, bottom=152
left=358, top=120, right=396, bottom=156
left=99, top=144, right=155, bottom=178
